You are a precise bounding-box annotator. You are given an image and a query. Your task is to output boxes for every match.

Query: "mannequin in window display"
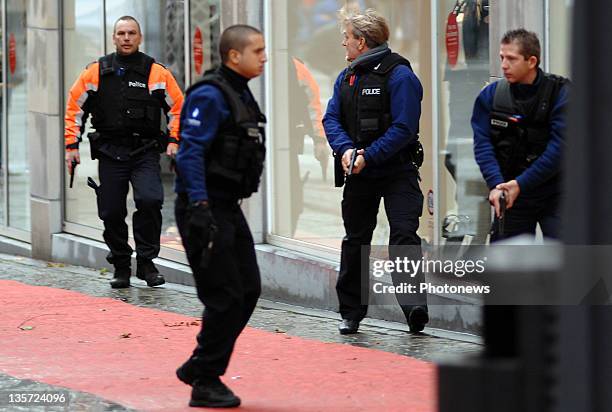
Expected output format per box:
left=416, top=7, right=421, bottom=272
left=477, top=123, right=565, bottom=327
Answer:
left=442, top=0, right=491, bottom=244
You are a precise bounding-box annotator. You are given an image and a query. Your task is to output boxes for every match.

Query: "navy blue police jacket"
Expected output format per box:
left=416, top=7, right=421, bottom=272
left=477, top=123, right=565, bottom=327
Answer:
left=323, top=62, right=423, bottom=178
left=174, top=84, right=231, bottom=202
left=472, top=71, right=569, bottom=194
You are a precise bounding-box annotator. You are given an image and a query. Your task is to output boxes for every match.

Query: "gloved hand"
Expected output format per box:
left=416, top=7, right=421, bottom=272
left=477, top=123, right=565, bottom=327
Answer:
left=187, top=202, right=218, bottom=270
left=189, top=201, right=216, bottom=230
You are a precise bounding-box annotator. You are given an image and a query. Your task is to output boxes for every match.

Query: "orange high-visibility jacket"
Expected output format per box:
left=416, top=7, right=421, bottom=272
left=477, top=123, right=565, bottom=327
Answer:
left=292, top=57, right=325, bottom=141
left=64, top=57, right=184, bottom=151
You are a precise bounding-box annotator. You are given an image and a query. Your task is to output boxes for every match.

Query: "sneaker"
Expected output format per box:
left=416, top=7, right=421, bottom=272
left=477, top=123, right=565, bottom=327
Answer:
left=408, top=306, right=429, bottom=333
left=190, top=378, right=241, bottom=408
left=136, top=260, right=165, bottom=287
left=110, top=266, right=131, bottom=289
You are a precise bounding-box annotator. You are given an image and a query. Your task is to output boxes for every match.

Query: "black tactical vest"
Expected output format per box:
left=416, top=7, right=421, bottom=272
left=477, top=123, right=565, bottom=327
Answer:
left=90, top=53, right=162, bottom=139
left=339, top=52, right=422, bottom=167
left=490, top=72, right=567, bottom=180
left=184, top=68, right=266, bottom=199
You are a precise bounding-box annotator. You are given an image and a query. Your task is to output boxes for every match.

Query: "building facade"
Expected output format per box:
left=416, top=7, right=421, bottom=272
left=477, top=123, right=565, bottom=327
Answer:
left=0, top=0, right=572, bottom=333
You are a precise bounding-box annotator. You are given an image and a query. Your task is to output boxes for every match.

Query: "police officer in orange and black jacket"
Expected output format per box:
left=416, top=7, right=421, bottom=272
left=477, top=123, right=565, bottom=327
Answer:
left=64, top=16, right=184, bottom=288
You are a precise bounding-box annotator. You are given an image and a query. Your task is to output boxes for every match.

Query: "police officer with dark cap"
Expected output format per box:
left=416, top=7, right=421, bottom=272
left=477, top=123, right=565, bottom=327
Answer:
left=323, top=8, right=428, bottom=335
left=173, top=24, right=267, bottom=408
left=65, top=16, right=184, bottom=288
left=472, top=29, right=569, bottom=241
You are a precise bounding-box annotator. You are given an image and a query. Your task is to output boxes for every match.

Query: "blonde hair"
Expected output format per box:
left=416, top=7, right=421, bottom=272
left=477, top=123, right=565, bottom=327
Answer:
left=338, top=7, right=390, bottom=48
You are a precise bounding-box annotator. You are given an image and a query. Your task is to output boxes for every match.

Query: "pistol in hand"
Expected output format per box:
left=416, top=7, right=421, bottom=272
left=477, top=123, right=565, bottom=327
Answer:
left=69, top=159, right=78, bottom=188
left=347, top=148, right=358, bottom=177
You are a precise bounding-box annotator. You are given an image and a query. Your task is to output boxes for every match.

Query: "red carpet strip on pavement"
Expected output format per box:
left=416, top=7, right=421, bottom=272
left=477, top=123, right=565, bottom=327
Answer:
left=0, top=280, right=436, bottom=411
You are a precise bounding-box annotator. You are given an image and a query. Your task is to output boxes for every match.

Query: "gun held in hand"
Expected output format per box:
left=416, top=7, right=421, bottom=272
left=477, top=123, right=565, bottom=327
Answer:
left=347, top=148, right=358, bottom=177
left=69, top=159, right=78, bottom=188
left=498, top=191, right=506, bottom=237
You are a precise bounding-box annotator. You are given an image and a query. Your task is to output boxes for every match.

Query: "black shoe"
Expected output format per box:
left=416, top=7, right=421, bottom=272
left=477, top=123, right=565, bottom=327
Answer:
left=338, top=319, right=360, bottom=335
left=408, top=306, right=429, bottom=333
left=177, top=361, right=196, bottom=386
left=136, top=260, right=165, bottom=287
left=110, top=267, right=131, bottom=289
left=190, top=378, right=241, bottom=408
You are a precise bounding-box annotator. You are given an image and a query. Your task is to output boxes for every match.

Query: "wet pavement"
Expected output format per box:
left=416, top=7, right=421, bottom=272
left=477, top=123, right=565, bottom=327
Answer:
left=0, top=253, right=482, bottom=411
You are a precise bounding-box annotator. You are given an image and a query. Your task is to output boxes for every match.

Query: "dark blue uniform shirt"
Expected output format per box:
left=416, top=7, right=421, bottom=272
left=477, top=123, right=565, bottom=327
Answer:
left=174, top=85, right=231, bottom=202
left=472, top=78, right=569, bottom=193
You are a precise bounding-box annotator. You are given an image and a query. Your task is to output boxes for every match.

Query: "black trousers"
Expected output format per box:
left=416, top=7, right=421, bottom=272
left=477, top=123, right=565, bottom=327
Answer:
left=175, top=193, right=261, bottom=377
left=97, top=151, right=163, bottom=267
left=487, top=188, right=561, bottom=363
left=337, top=169, right=426, bottom=322
left=490, top=188, right=561, bottom=242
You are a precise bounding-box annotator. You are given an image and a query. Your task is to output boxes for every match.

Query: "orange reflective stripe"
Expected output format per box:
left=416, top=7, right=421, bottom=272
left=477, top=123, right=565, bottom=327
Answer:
left=292, top=57, right=325, bottom=140
left=148, top=63, right=184, bottom=141
left=64, top=62, right=99, bottom=148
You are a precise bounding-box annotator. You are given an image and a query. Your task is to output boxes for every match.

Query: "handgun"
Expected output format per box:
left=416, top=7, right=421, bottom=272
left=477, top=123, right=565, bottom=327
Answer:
left=200, top=222, right=218, bottom=270
left=498, top=191, right=506, bottom=237
left=69, top=159, right=78, bottom=188
left=347, top=148, right=358, bottom=176
left=87, top=177, right=100, bottom=193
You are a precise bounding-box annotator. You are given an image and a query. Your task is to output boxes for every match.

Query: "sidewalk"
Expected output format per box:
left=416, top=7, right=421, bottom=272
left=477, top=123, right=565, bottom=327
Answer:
left=0, top=254, right=481, bottom=411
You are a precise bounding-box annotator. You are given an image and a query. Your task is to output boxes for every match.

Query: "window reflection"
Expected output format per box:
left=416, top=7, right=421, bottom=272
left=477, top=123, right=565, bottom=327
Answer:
left=63, top=0, right=104, bottom=230
left=439, top=0, right=490, bottom=245
left=6, top=0, right=29, bottom=230
left=270, top=0, right=430, bottom=249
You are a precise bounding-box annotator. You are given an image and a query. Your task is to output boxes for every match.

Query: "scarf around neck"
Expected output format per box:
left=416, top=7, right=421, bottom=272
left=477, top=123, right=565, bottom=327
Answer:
left=349, top=43, right=391, bottom=70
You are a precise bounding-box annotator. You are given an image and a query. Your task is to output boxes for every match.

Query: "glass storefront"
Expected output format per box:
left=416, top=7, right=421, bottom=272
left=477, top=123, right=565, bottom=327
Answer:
left=436, top=0, right=491, bottom=246
left=7, top=0, right=565, bottom=262
left=2, top=0, right=29, bottom=232
left=0, top=3, right=5, bottom=226
left=63, top=0, right=104, bottom=234
left=267, top=0, right=434, bottom=253
left=549, top=0, right=572, bottom=77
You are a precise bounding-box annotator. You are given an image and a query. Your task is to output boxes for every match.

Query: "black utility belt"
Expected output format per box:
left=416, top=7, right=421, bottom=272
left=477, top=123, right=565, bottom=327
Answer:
left=90, top=132, right=158, bottom=146
left=113, top=136, right=158, bottom=148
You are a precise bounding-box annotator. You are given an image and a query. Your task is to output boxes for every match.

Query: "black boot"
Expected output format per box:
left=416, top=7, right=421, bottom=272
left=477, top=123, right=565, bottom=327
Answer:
left=408, top=306, right=429, bottom=333
left=176, top=360, right=196, bottom=386
left=110, top=266, right=131, bottom=289
left=338, top=319, right=360, bottom=335
left=136, top=259, right=165, bottom=287
left=190, top=377, right=241, bottom=408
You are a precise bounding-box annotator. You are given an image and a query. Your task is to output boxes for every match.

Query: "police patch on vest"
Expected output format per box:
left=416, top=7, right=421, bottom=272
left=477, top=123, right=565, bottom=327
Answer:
left=129, top=81, right=147, bottom=88
left=491, top=118, right=509, bottom=128
left=362, top=88, right=381, bottom=96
